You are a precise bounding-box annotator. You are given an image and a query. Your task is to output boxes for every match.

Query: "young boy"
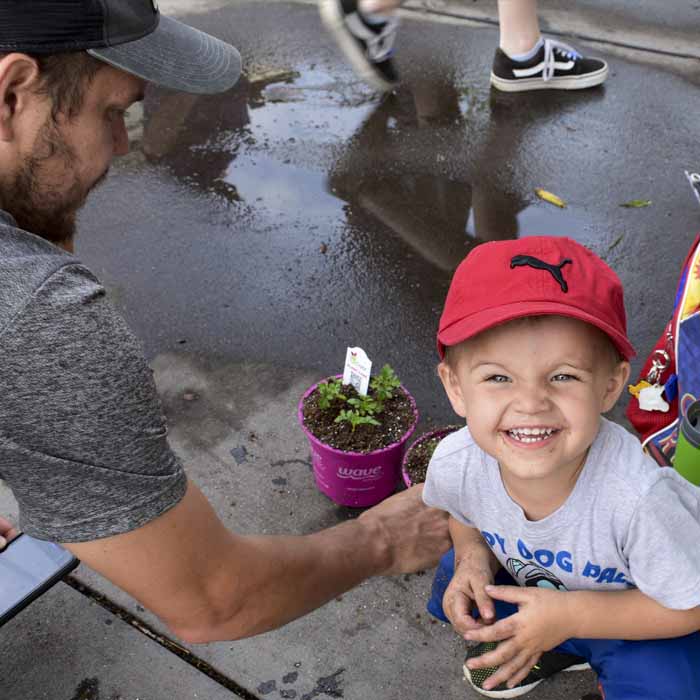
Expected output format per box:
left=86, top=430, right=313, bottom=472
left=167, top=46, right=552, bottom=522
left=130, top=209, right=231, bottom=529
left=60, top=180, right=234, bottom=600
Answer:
left=423, top=236, right=700, bottom=699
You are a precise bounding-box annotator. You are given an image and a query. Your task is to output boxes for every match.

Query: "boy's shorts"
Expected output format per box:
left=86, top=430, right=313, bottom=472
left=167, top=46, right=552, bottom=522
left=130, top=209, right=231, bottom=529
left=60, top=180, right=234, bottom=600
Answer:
left=428, top=549, right=700, bottom=700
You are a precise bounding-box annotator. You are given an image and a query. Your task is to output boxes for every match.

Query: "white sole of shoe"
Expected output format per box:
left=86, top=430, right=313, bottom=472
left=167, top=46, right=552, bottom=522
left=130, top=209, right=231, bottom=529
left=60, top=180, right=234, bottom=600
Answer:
left=463, top=661, right=592, bottom=698
left=489, top=64, right=608, bottom=92
left=319, top=0, right=397, bottom=92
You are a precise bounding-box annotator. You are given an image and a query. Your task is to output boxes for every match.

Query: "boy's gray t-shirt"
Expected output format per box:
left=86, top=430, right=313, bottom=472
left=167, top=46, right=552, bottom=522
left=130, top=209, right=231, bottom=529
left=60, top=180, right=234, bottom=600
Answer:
left=0, top=211, right=187, bottom=542
left=423, top=417, right=700, bottom=610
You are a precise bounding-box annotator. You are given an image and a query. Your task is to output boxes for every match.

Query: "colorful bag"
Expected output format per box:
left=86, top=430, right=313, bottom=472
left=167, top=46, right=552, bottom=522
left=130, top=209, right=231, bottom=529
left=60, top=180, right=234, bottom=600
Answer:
left=626, top=235, right=700, bottom=465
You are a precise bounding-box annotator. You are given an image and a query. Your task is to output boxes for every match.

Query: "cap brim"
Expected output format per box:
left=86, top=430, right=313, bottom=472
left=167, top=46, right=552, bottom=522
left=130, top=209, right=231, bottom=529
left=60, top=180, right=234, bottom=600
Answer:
left=88, top=15, right=241, bottom=95
left=437, top=301, right=636, bottom=361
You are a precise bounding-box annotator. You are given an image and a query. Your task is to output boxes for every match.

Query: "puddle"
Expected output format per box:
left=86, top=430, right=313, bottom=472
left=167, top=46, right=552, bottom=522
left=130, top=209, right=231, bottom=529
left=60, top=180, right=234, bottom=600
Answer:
left=140, top=60, right=611, bottom=276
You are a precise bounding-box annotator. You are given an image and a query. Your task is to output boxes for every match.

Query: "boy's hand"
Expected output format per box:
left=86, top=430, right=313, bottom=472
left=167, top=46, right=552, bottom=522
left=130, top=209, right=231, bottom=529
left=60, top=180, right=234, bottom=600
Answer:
left=463, top=585, right=576, bottom=691
left=443, top=553, right=496, bottom=634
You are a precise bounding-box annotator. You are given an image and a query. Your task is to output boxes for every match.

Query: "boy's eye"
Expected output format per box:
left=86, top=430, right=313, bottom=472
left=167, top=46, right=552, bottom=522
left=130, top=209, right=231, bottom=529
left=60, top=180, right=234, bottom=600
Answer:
left=552, top=373, right=578, bottom=382
left=486, top=375, right=510, bottom=383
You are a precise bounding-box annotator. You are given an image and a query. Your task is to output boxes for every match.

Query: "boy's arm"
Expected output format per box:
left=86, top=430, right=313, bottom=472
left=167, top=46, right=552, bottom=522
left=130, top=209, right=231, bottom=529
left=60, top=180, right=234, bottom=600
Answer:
left=464, top=585, right=700, bottom=692
left=569, top=587, right=700, bottom=639
left=443, top=517, right=502, bottom=633
left=451, top=517, right=500, bottom=578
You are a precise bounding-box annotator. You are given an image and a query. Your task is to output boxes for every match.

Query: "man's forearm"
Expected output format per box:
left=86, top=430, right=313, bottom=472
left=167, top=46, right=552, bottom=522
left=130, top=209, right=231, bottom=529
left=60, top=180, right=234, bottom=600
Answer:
left=197, top=517, right=392, bottom=642
left=568, top=588, right=700, bottom=641
left=67, top=481, right=448, bottom=644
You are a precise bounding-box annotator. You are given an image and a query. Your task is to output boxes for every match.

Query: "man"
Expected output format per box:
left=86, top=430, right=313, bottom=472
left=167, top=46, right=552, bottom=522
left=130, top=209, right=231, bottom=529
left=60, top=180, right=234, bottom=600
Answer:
left=0, top=0, right=449, bottom=643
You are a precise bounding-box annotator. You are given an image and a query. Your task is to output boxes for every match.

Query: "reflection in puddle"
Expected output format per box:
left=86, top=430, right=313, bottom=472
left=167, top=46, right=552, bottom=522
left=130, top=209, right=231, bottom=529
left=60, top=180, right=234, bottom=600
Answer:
left=141, top=61, right=605, bottom=278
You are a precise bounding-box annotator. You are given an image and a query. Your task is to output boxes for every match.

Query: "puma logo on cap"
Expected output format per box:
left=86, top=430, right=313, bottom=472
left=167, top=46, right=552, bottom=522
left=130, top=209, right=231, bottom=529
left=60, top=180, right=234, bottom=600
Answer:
left=510, top=255, right=573, bottom=293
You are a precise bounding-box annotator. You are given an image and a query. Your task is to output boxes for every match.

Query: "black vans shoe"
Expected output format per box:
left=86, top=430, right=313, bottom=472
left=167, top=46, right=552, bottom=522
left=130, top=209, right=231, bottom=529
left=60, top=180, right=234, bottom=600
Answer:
left=319, top=0, right=399, bottom=91
left=490, top=38, right=608, bottom=92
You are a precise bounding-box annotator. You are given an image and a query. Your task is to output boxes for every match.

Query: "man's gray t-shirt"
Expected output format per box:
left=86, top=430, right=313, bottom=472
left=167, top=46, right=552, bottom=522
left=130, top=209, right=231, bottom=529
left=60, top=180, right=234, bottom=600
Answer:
left=423, top=417, right=700, bottom=610
left=0, top=211, right=187, bottom=542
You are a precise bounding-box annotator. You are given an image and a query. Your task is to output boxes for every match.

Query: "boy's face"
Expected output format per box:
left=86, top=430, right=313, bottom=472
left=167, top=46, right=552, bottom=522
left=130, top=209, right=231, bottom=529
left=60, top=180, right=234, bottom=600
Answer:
left=438, top=316, right=631, bottom=486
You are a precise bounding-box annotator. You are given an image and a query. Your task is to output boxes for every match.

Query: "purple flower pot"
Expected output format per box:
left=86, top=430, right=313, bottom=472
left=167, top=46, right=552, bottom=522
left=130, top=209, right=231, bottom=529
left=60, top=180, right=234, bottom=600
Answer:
left=298, top=376, right=418, bottom=508
left=402, top=426, right=462, bottom=488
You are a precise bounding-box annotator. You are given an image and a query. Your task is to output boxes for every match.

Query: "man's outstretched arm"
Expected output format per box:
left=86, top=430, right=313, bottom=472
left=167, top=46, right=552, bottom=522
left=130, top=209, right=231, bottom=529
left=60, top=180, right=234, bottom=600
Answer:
left=64, top=480, right=449, bottom=643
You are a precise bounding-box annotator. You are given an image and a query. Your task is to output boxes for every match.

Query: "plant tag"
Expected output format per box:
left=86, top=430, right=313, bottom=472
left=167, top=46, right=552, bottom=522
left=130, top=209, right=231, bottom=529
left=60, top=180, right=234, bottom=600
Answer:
left=638, top=384, right=670, bottom=413
left=343, top=347, right=372, bottom=396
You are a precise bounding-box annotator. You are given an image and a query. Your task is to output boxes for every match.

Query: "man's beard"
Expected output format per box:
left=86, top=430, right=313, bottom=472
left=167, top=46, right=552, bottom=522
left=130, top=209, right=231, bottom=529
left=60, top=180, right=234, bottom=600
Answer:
left=1, top=118, right=108, bottom=247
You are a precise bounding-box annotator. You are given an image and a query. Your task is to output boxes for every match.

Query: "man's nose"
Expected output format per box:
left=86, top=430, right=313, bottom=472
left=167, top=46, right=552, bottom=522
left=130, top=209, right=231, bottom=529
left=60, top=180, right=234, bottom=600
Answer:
left=113, top=117, right=130, bottom=156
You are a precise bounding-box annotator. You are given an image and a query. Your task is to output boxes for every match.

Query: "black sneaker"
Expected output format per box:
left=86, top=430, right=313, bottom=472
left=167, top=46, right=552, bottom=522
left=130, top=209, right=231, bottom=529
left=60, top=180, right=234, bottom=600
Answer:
left=491, top=38, right=608, bottom=92
left=319, top=0, right=399, bottom=91
left=463, top=642, right=591, bottom=698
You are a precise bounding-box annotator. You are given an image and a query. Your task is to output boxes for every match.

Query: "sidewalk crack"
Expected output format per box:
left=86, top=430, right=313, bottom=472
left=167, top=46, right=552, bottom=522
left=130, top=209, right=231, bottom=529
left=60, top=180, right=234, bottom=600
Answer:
left=63, top=575, right=261, bottom=700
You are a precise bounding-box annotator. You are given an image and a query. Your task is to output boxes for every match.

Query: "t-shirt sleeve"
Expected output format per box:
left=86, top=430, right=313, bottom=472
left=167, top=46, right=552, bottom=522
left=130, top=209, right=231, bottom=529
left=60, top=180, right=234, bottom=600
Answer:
left=422, top=445, right=474, bottom=527
left=624, top=471, right=700, bottom=610
left=0, top=263, right=187, bottom=542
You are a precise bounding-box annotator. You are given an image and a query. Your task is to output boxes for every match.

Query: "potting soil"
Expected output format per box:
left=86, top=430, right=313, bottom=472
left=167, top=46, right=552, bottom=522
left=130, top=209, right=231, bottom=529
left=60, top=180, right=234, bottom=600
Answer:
left=302, top=383, right=415, bottom=453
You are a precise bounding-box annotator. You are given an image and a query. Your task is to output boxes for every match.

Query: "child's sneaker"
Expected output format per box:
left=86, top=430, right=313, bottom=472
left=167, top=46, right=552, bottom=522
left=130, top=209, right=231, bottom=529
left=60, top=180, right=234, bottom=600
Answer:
left=490, top=38, right=608, bottom=92
left=319, top=0, right=399, bottom=91
left=463, top=642, right=591, bottom=698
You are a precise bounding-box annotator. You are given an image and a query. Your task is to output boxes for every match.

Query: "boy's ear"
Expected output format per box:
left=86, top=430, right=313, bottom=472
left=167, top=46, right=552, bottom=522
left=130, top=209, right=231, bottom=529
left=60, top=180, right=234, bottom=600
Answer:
left=0, top=54, right=41, bottom=142
left=601, top=360, right=631, bottom=413
left=437, top=361, right=468, bottom=419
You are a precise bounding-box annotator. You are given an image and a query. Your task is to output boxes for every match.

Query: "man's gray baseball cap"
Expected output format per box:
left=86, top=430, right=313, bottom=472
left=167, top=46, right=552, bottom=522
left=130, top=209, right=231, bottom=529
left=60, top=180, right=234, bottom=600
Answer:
left=0, top=0, right=242, bottom=94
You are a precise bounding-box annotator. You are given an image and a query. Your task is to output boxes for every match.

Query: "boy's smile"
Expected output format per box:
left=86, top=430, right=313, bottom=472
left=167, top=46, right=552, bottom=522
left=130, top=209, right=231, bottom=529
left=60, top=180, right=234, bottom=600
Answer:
left=438, top=315, right=630, bottom=517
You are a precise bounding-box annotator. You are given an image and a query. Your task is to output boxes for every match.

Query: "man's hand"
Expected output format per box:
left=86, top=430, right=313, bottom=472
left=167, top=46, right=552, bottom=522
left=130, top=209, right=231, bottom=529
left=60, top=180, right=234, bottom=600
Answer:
left=0, top=516, right=19, bottom=550
left=463, top=585, right=575, bottom=691
left=359, top=484, right=450, bottom=575
left=442, top=550, right=496, bottom=635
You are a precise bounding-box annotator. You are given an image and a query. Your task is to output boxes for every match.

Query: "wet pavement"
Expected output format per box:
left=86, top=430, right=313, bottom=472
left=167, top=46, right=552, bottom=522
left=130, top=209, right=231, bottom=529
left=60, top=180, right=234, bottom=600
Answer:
left=79, top=0, right=700, bottom=428
left=3, top=1, right=700, bottom=698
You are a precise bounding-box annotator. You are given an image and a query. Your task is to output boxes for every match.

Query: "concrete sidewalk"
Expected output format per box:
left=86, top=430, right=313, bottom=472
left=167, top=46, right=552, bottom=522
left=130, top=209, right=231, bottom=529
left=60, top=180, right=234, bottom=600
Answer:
left=3, top=1, right=700, bottom=698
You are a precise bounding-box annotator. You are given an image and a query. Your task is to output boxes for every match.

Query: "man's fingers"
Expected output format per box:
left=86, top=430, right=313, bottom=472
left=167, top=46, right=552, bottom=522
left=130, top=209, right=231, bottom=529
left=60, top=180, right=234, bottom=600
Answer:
left=362, top=485, right=451, bottom=574
left=464, top=617, right=514, bottom=644
left=0, top=516, right=19, bottom=550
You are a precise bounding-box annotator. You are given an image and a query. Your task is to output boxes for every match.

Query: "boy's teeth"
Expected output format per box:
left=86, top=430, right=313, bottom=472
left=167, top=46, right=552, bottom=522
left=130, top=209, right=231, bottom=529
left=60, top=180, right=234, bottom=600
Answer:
left=508, top=427, right=556, bottom=443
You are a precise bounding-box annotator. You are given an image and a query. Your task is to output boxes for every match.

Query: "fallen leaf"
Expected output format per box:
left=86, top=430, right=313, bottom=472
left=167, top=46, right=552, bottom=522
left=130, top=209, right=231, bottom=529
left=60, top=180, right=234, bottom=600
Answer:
left=535, top=188, right=567, bottom=208
left=607, top=234, right=624, bottom=252
left=620, top=199, right=652, bottom=208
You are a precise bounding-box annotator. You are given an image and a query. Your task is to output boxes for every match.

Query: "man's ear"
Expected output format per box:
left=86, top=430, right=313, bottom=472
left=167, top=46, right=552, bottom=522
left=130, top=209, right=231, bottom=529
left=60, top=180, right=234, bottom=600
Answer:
left=601, top=360, right=632, bottom=413
left=437, top=360, right=468, bottom=419
left=0, top=54, right=41, bottom=142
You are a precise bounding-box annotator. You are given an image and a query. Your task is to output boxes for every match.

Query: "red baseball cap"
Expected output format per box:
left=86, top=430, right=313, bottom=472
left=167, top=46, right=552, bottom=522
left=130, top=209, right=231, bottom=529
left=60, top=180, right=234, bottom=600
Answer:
left=437, top=236, right=635, bottom=360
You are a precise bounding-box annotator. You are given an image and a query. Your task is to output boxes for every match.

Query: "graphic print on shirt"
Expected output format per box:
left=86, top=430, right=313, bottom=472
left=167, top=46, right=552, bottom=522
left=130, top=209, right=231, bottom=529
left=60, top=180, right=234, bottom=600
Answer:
left=506, top=558, right=567, bottom=591
left=480, top=530, right=633, bottom=588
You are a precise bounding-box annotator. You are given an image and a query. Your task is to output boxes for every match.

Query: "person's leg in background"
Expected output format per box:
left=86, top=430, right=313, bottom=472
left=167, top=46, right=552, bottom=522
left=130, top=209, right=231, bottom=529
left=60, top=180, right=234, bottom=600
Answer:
left=321, top=0, right=608, bottom=93
left=319, top=0, right=402, bottom=91
left=491, top=0, right=608, bottom=92
left=497, top=0, right=541, bottom=57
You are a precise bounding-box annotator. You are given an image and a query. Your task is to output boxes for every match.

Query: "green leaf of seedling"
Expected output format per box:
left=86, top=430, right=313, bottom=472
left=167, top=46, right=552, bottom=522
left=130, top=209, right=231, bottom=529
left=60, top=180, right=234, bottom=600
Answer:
left=318, top=380, right=347, bottom=410
left=620, top=199, right=652, bottom=208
